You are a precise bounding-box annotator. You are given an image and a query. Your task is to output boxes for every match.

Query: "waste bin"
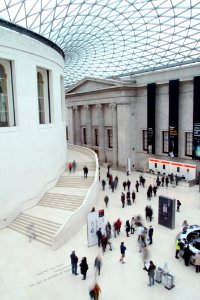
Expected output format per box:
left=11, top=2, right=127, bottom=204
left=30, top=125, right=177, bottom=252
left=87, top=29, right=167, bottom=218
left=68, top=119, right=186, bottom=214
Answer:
left=164, top=273, right=175, bottom=290
left=155, top=267, right=163, bottom=283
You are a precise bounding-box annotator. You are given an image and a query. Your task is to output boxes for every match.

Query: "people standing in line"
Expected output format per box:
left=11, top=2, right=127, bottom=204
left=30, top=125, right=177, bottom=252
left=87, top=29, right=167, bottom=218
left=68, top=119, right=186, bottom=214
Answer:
left=96, top=228, right=102, bottom=247
left=177, top=200, right=181, bottom=212
left=119, top=242, right=127, bottom=264
left=125, top=220, right=131, bottom=237
left=92, top=282, right=101, bottom=300
left=121, top=192, right=125, bottom=208
left=94, top=255, right=102, bottom=277
left=70, top=250, right=79, bottom=275
left=147, top=261, right=156, bottom=287
left=131, top=217, right=135, bottom=234
left=148, top=225, right=154, bottom=245
left=68, top=162, right=72, bottom=173
left=123, top=181, right=127, bottom=191
left=135, top=180, right=139, bottom=192
left=83, top=165, right=88, bottom=178
left=72, top=160, right=77, bottom=173
left=194, top=251, right=200, bottom=273
left=104, top=195, right=109, bottom=208
left=132, top=190, right=136, bottom=203
left=79, top=257, right=88, bottom=280
left=102, top=179, right=106, bottom=191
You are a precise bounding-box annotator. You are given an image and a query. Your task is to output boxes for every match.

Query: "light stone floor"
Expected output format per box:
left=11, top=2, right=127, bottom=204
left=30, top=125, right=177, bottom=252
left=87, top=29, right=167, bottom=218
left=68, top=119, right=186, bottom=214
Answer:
left=0, top=167, right=200, bottom=300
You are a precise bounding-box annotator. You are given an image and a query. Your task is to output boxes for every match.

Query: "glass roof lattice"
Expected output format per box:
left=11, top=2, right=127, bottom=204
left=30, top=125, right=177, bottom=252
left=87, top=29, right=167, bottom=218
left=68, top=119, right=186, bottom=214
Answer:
left=1, top=0, right=200, bottom=87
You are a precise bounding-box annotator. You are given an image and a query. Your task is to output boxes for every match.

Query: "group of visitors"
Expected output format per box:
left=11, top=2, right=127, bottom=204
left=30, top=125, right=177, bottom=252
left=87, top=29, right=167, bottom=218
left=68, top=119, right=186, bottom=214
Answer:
left=67, top=160, right=77, bottom=173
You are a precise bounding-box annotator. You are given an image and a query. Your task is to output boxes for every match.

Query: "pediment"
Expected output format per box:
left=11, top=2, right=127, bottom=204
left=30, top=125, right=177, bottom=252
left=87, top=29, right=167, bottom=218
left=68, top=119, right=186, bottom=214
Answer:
left=66, top=77, right=124, bottom=94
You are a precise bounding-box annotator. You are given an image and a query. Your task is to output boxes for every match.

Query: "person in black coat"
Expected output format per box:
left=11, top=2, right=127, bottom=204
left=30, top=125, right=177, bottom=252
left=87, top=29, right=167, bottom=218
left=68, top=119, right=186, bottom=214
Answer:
left=125, top=220, right=131, bottom=237
left=70, top=250, right=79, bottom=275
left=80, top=257, right=88, bottom=280
left=148, top=226, right=154, bottom=245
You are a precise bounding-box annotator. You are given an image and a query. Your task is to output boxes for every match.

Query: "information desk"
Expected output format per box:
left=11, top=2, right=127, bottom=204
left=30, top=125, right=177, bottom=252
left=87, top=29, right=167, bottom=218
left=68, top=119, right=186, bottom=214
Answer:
left=177, top=225, right=200, bottom=254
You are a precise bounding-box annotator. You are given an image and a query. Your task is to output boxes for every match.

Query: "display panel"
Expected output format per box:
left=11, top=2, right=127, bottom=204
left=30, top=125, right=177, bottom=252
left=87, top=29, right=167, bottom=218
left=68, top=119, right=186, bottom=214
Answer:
left=193, top=76, right=200, bottom=159
left=147, top=83, right=156, bottom=154
left=158, top=196, right=175, bottom=229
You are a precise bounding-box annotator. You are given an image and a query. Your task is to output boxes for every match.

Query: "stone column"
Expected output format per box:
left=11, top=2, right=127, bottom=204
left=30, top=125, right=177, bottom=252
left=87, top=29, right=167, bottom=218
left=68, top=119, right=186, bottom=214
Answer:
left=67, top=107, right=74, bottom=144
left=96, top=104, right=106, bottom=163
left=109, top=103, right=118, bottom=168
left=83, top=105, right=92, bottom=148
left=73, top=106, right=81, bottom=145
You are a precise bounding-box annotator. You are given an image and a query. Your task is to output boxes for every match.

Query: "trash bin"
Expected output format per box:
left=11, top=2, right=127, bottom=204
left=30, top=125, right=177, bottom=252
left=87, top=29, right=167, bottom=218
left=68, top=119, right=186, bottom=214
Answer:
left=155, top=267, right=163, bottom=283
left=165, top=273, right=175, bottom=290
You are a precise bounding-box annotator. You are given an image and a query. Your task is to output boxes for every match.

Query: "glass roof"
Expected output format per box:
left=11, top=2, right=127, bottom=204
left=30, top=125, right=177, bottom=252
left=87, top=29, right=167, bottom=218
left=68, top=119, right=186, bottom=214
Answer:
left=1, top=0, right=200, bottom=87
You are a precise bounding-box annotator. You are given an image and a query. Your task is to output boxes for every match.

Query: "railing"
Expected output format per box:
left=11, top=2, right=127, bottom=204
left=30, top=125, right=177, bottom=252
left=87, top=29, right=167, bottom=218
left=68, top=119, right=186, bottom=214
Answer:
left=52, top=144, right=99, bottom=250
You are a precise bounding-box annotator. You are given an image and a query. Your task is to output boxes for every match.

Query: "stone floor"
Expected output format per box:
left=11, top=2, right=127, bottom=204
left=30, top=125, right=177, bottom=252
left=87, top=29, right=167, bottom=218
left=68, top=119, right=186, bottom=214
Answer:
left=0, top=166, right=200, bottom=300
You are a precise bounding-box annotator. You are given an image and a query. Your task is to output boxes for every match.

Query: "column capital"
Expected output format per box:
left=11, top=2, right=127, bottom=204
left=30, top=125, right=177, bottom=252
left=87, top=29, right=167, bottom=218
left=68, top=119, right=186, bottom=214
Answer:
left=72, top=105, right=79, bottom=111
left=109, top=103, right=117, bottom=109
left=83, top=105, right=90, bottom=110
left=96, top=104, right=102, bottom=110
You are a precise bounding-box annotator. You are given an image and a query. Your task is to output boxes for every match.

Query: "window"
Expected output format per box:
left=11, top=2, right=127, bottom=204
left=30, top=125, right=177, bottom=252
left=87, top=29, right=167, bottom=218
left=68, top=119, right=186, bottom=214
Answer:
left=37, top=68, right=51, bottom=124
left=107, top=128, right=113, bottom=148
left=60, top=75, right=65, bottom=122
left=162, top=131, right=169, bottom=153
left=0, top=60, right=15, bottom=127
left=94, top=128, right=99, bottom=146
left=83, top=127, right=87, bottom=144
left=185, top=132, right=192, bottom=157
left=143, top=130, right=147, bottom=151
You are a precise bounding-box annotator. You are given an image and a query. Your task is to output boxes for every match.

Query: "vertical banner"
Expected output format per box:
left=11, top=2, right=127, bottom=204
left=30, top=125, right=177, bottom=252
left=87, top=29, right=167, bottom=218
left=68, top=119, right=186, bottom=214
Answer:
left=147, top=83, right=156, bottom=154
left=87, top=209, right=104, bottom=247
left=168, top=80, right=179, bottom=157
left=193, top=76, right=200, bottom=159
left=158, top=196, right=175, bottom=229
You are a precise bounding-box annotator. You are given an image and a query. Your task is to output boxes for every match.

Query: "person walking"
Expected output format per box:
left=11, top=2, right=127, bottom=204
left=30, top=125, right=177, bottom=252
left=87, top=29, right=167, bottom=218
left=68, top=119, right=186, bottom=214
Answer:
left=131, top=217, right=135, bottom=234
left=96, top=228, right=102, bottom=247
left=68, top=162, right=72, bottom=173
left=92, top=282, right=101, bottom=300
left=104, top=195, right=109, bottom=208
left=177, top=200, right=181, bottom=212
left=135, top=180, right=139, bottom=192
left=175, top=239, right=181, bottom=259
left=148, top=225, right=154, bottom=245
left=132, top=190, right=136, bottom=203
left=121, top=192, right=125, bottom=208
left=147, top=261, right=156, bottom=286
left=94, top=255, right=102, bottom=277
left=194, top=251, right=200, bottom=273
left=122, top=181, right=127, bottom=191
left=80, top=257, right=88, bottom=280
left=127, top=179, right=131, bottom=191
left=119, top=242, right=127, bottom=264
left=72, top=160, right=76, bottom=172
left=70, top=250, right=79, bottom=275
left=83, top=165, right=88, bottom=178
left=102, top=179, right=106, bottom=191
left=125, top=220, right=131, bottom=237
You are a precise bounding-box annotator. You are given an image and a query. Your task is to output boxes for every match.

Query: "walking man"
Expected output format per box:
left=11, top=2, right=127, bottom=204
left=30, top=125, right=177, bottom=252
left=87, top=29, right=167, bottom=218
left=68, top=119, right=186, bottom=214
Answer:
left=120, top=242, right=127, bottom=264
left=70, top=250, right=79, bottom=275
left=147, top=261, right=156, bottom=286
left=104, top=195, right=109, bottom=208
left=148, top=225, right=154, bottom=245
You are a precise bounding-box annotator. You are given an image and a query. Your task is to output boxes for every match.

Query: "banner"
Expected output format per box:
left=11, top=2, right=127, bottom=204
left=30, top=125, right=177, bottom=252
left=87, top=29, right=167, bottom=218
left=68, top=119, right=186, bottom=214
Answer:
left=193, top=76, right=200, bottom=159
left=158, top=196, right=175, bottom=229
left=147, top=83, right=156, bottom=154
left=168, top=80, right=179, bottom=157
left=87, top=209, right=104, bottom=247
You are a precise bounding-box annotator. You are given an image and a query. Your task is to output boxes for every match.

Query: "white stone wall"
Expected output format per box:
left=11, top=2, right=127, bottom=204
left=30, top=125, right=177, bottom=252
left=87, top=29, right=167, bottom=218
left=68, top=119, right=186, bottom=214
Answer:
left=0, top=27, right=66, bottom=220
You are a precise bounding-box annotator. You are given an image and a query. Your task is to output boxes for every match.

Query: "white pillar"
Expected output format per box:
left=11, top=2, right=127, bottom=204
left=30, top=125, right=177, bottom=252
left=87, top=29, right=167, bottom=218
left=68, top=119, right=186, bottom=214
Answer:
left=96, top=104, right=106, bottom=163
left=83, top=105, right=92, bottom=148
left=109, top=103, right=118, bottom=167
left=73, top=106, right=81, bottom=145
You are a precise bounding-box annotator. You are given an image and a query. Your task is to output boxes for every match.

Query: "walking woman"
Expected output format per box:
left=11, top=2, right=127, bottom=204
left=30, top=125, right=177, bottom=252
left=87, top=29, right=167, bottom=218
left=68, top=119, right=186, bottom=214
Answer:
left=80, top=257, right=88, bottom=280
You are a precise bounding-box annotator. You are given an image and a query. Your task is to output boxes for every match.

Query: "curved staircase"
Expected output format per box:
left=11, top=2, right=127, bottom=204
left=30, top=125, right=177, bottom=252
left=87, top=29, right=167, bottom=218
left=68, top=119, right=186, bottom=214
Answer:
left=8, top=144, right=99, bottom=249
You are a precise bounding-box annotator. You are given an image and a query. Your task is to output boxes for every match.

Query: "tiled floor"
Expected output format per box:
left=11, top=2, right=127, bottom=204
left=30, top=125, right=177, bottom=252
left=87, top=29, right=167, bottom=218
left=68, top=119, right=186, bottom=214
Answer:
left=0, top=167, right=200, bottom=300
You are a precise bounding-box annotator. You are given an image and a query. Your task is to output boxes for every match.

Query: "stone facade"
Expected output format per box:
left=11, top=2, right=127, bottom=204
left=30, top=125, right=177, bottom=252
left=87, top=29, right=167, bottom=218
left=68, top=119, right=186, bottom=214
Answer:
left=65, top=72, right=200, bottom=175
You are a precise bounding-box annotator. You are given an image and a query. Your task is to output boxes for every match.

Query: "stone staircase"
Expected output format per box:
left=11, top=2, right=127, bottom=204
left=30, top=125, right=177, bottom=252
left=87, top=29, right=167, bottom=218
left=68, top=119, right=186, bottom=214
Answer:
left=8, top=148, right=97, bottom=248
left=38, top=193, right=84, bottom=211
left=57, top=175, right=94, bottom=188
left=9, top=213, right=61, bottom=246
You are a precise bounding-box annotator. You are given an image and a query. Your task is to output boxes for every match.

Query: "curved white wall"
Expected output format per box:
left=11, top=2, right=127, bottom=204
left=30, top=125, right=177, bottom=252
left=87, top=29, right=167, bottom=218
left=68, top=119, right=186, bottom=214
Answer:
left=0, top=26, right=66, bottom=222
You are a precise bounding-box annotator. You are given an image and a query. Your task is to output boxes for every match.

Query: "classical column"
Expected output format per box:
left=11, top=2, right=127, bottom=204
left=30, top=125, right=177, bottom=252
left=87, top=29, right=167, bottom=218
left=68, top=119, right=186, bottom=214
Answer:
left=96, top=104, right=106, bottom=163
left=67, top=107, right=74, bottom=144
left=109, top=103, right=118, bottom=167
left=83, top=105, right=92, bottom=148
left=73, top=106, right=81, bottom=145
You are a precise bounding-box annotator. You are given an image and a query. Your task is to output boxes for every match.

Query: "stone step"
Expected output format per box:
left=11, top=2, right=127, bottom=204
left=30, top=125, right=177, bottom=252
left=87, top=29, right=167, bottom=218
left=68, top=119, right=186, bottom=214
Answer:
left=39, top=198, right=83, bottom=206
left=9, top=224, right=52, bottom=246
left=19, top=213, right=61, bottom=228
left=42, top=193, right=84, bottom=201
left=39, top=203, right=78, bottom=211
left=10, top=217, right=59, bottom=234
left=56, top=176, right=93, bottom=188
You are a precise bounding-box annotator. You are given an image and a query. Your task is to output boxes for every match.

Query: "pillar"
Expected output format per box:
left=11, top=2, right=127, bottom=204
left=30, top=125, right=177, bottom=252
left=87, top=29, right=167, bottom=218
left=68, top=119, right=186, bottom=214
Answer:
left=96, top=104, right=106, bottom=163
left=109, top=103, right=118, bottom=167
